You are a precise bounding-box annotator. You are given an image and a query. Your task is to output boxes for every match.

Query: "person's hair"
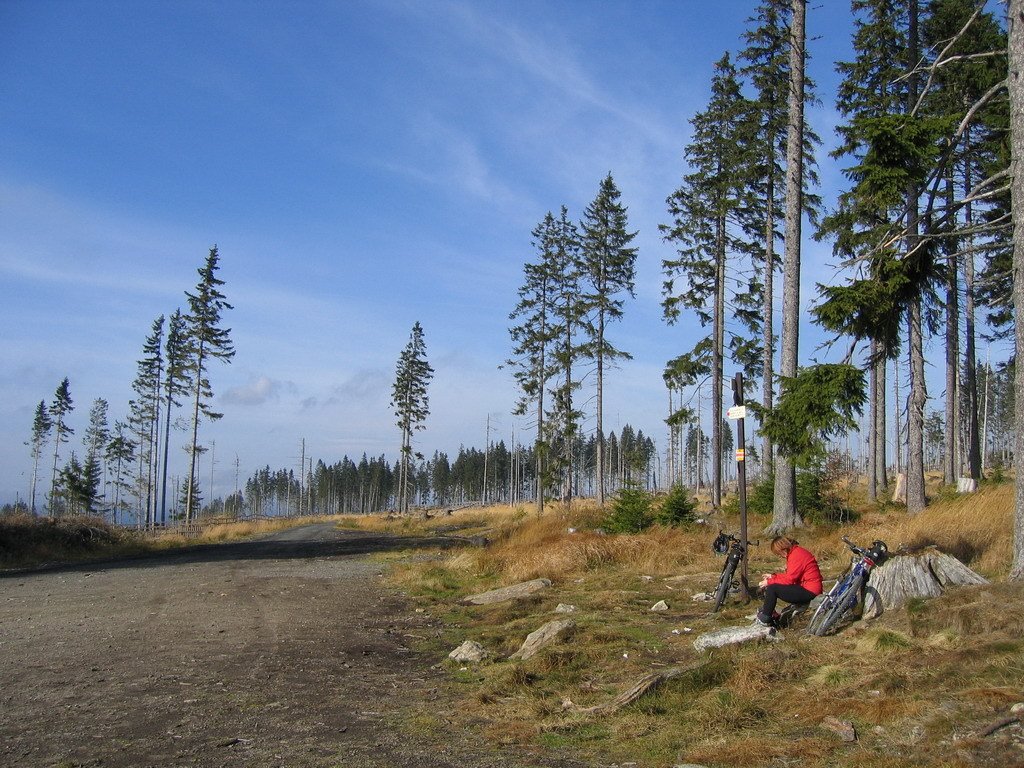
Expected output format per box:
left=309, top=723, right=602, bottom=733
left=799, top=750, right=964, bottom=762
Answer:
left=770, top=536, right=799, bottom=558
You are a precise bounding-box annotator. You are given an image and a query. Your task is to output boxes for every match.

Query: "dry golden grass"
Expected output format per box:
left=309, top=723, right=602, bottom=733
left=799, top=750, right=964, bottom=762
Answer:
left=391, top=478, right=1022, bottom=768
left=434, top=502, right=710, bottom=584
left=756, top=481, right=1014, bottom=578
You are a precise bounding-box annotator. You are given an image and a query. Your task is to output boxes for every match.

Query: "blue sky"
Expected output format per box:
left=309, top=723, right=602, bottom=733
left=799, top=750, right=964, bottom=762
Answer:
left=1, top=1, right=998, bottom=506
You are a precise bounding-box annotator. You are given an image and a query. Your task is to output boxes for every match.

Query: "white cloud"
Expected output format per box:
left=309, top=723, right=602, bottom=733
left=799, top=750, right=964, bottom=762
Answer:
left=222, top=376, right=294, bottom=406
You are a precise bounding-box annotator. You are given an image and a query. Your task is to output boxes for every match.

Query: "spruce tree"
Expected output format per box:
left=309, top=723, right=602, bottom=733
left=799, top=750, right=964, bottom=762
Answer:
left=160, top=309, right=191, bottom=525
left=921, top=0, right=1007, bottom=484
left=580, top=174, right=638, bottom=506
left=662, top=52, right=757, bottom=510
left=390, top=322, right=433, bottom=514
left=105, top=421, right=135, bottom=525
left=507, top=218, right=557, bottom=518
left=1007, top=0, right=1024, bottom=581
left=738, top=0, right=822, bottom=481
left=507, top=211, right=562, bottom=514
left=771, top=0, right=810, bottom=531
left=27, top=400, right=52, bottom=514
left=549, top=206, right=587, bottom=504
left=48, top=378, right=74, bottom=517
left=183, top=247, right=235, bottom=524
left=820, top=0, right=910, bottom=503
left=131, top=316, right=164, bottom=527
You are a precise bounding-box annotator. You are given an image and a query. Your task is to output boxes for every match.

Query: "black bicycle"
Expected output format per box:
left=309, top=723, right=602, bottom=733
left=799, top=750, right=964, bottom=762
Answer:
left=806, top=536, right=889, bottom=636
left=710, top=531, right=757, bottom=612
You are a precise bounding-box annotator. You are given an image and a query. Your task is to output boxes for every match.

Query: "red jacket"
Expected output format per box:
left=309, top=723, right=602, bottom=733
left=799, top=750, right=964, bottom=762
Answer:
left=767, top=545, right=823, bottom=595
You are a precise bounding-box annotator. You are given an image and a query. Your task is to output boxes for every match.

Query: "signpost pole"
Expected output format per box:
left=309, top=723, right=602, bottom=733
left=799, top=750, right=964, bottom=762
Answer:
left=732, top=372, right=751, bottom=601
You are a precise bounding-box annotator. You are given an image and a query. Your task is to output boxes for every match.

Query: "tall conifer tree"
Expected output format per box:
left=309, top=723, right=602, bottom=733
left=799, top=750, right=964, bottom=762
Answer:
left=48, top=378, right=74, bottom=517
left=580, top=174, right=638, bottom=506
left=391, top=322, right=433, bottom=514
left=662, top=53, right=756, bottom=510
left=508, top=213, right=560, bottom=515
left=27, top=400, right=52, bottom=514
left=183, top=247, right=235, bottom=524
left=160, top=309, right=191, bottom=525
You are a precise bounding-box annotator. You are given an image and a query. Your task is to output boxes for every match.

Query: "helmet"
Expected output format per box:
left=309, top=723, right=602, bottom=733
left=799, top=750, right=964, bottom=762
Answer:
left=867, top=540, right=889, bottom=565
left=712, top=532, right=730, bottom=555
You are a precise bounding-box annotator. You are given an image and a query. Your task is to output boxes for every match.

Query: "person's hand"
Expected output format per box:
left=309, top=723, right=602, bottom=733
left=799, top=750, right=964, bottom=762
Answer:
left=758, top=575, right=769, bottom=589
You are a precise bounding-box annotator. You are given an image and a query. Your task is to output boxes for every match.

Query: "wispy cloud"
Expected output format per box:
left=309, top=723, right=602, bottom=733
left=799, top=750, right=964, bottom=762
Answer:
left=222, top=375, right=295, bottom=406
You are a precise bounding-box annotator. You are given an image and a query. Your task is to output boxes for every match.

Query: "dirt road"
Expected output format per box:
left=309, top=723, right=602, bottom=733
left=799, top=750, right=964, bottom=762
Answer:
left=0, top=524, right=575, bottom=768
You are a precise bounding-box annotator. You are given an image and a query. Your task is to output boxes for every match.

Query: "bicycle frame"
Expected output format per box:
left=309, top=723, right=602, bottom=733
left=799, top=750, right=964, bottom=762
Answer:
left=807, top=536, right=888, bottom=636
left=710, top=532, right=756, bottom=612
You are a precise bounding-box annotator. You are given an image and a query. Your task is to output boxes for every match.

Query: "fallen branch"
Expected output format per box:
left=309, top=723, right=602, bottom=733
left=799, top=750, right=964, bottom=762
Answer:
left=562, top=663, right=700, bottom=716
left=974, top=714, right=1022, bottom=739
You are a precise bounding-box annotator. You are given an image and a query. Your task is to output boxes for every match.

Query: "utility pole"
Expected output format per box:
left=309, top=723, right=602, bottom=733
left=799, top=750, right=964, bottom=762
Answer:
left=299, top=438, right=306, bottom=517
left=209, top=440, right=216, bottom=515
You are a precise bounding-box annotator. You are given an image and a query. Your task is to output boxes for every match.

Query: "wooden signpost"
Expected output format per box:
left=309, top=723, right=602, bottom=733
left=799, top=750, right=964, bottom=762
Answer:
left=730, top=372, right=751, bottom=601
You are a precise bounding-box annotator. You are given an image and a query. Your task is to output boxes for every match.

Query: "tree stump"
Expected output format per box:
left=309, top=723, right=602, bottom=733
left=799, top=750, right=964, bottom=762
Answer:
left=862, top=548, right=988, bottom=618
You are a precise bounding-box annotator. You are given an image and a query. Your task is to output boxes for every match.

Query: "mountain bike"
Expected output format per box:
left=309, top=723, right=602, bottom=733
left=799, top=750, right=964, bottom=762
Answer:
left=806, top=536, right=889, bottom=636
left=710, top=531, right=757, bottom=613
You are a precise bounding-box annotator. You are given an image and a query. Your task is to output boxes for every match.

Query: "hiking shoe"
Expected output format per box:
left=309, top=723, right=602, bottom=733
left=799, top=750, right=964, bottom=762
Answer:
left=754, top=611, right=774, bottom=627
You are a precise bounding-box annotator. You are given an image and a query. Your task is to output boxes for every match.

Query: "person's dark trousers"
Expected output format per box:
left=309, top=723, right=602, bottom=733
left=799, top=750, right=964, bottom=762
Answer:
left=760, top=584, right=816, bottom=617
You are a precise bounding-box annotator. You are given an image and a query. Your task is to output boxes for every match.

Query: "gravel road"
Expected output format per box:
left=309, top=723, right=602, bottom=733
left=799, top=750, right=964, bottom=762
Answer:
left=0, top=524, right=579, bottom=768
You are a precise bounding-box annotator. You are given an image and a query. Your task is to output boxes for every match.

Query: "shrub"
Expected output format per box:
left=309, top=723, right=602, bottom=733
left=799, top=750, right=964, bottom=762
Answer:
left=745, top=463, right=856, bottom=526
left=604, top=485, right=654, bottom=534
left=655, top=485, right=698, bottom=527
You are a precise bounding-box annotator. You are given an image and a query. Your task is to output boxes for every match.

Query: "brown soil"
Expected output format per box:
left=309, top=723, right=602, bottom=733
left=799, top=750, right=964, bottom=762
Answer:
left=0, top=524, right=583, bottom=768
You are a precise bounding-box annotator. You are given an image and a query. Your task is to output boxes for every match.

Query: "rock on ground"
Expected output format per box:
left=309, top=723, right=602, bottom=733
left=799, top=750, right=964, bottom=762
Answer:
left=509, top=619, right=575, bottom=660
left=462, top=578, right=551, bottom=606
left=448, top=640, right=488, bottom=663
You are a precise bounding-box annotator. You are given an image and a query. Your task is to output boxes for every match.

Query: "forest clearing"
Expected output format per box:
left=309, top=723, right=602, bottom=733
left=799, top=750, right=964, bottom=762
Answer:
left=2, top=476, right=1019, bottom=767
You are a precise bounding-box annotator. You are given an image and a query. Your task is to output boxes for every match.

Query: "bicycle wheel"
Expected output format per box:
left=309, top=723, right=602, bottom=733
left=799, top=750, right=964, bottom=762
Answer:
left=711, top=559, right=737, bottom=613
left=805, top=594, right=833, bottom=635
left=812, top=575, right=864, bottom=636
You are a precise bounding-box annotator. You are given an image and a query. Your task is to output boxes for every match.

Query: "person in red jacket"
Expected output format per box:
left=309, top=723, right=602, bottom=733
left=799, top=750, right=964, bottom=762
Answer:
left=755, top=536, right=823, bottom=627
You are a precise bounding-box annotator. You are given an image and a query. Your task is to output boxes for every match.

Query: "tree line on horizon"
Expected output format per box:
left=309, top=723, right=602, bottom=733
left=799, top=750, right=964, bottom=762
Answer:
left=238, top=425, right=659, bottom=519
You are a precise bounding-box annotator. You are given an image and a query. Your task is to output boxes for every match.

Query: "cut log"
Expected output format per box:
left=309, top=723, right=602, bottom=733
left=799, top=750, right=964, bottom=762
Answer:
left=861, top=548, right=988, bottom=618
left=461, top=578, right=551, bottom=605
left=509, top=619, right=575, bottom=660
left=693, top=623, right=777, bottom=652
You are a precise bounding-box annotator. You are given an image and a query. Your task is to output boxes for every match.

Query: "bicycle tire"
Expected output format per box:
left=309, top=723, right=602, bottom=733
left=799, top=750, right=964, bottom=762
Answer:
left=806, top=576, right=847, bottom=635
left=711, top=559, right=737, bottom=613
left=805, top=594, right=833, bottom=635
left=812, top=575, right=864, bottom=636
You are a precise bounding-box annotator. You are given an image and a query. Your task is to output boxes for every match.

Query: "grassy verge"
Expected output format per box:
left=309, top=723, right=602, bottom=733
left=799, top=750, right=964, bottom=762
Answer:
left=361, top=483, right=1023, bottom=768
